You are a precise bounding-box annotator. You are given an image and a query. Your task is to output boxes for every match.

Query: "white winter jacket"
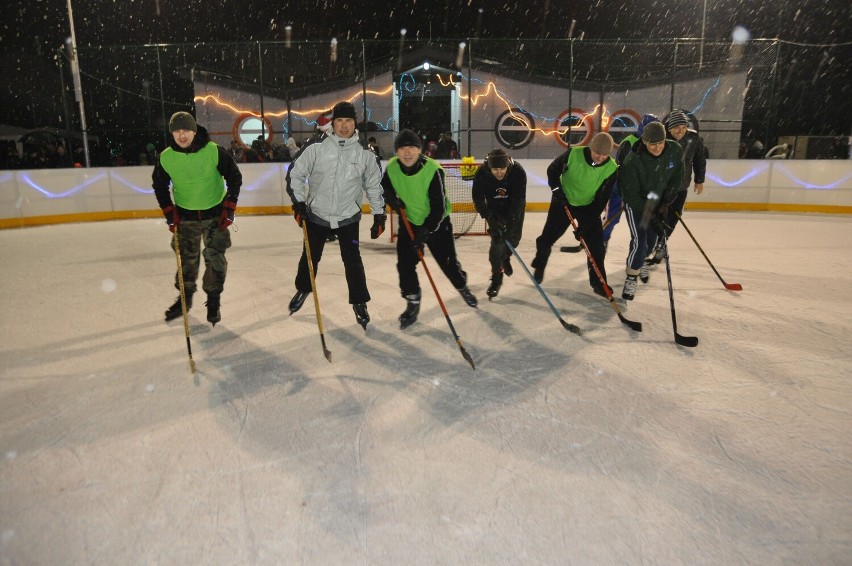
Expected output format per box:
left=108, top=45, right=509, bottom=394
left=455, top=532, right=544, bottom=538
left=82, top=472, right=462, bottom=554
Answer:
left=288, top=131, right=384, bottom=228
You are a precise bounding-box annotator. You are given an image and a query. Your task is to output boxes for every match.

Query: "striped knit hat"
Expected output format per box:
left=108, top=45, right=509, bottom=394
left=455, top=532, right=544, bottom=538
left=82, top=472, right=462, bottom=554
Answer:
left=665, top=110, right=689, bottom=130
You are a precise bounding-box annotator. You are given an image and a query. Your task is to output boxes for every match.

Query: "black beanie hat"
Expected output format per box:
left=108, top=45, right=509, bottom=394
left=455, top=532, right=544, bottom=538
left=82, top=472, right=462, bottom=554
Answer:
left=486, top=148, right=511, bottom=169
left=641, top=121, right=666, bottom=144
left=394, top=129, right=422, bottom=151
left=331, top=101, right=357, bottom=121
left=169, top=111, right=197, bottom=133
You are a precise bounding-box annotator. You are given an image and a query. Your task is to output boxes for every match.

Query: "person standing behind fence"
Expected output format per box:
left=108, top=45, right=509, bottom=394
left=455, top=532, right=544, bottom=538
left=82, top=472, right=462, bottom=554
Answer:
left=618, top=121, right=684, bottom=301
left=153, top=111, right=243, bottom=326
left=381, top=129, right=478, bottom=329
left=531, top=132, right=617, bottom=298
left=472, top=148, right=527, bottom=299
left=645, top=109, right=707, bottom=265
left=286, top=101, right=386, bottom=329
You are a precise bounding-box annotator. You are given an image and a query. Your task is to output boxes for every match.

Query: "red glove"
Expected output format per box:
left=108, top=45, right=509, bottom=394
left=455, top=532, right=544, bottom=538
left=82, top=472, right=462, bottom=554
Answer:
left=219, top=200, right=236, bottom=231
left=162, top=204, right=179, bottom=233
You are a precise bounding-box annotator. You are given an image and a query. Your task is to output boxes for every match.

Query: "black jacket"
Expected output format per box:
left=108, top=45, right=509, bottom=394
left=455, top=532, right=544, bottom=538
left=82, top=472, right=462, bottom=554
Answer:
left=671, top=129, right=706, bottom=192
left=471, top=161, right=527, bottom=226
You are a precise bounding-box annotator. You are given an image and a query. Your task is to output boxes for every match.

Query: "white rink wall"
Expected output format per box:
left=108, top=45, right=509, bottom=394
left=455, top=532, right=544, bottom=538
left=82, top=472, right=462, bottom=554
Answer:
left=1, top=159, right=850, bottom=228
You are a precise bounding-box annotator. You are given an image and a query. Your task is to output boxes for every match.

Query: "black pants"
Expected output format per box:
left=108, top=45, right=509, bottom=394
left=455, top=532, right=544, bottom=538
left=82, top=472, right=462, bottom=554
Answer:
left=396, top=216, right=467, bottom=297
left=533, top=197, right=606, bottom=288
left=295, top=220, right=370, bottom=304
left=487, top=214, right=524, bottom=274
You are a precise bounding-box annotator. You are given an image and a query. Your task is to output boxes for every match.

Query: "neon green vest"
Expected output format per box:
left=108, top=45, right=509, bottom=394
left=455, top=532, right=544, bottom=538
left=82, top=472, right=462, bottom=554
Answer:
left=160, top=142, right=226, bottom=210
left=559, top=147, right=617, bottom=206
left=386, top=157, right=451, bottom=225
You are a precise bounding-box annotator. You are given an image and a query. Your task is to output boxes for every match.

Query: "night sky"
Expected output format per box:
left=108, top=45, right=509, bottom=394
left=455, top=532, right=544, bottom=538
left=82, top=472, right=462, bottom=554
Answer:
left=3, top=0, right=849, bottom=47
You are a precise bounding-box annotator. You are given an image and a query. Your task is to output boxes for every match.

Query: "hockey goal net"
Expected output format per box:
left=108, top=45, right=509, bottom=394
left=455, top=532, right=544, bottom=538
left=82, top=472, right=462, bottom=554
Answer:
left=388, top=162, right=488, bottom=241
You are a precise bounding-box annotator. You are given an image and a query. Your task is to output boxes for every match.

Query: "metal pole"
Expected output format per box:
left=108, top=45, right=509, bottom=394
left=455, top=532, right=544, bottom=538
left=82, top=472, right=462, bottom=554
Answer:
left=700, top=0, right=707, bottom=69
left=65, top=0, right=90, bottom=167
left=258, top=42, right=266, bottom=141
left=56, top=48, right=73, bottom=154
left=670, top=40, right=678, bottom=113
left=466, top=38, right=472, bottom=156
left=156, top=46, right=167, bottom=146
left=361, top=40, right=368, bottom=146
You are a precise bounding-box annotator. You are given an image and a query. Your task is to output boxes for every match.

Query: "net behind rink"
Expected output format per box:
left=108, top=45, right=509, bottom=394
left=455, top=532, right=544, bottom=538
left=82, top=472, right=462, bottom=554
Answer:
left=389, top=163, right=488, bottom=241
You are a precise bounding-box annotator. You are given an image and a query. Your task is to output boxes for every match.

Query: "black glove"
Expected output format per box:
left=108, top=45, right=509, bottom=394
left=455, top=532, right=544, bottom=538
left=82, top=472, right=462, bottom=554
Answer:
left=412, top=226, right=428, bottom=252
left=551, top=187, right=568, bottom=207
left=292, top=201, right=308, bottom=226
left=572, top=223, right=588, bottom=242
left=488, top=216, right=506, bottom=237
left=161, top=204, right=179, bottom=233
left=370, top=213, right=386, bottom=239
left=218, top=200, right=236, bottom=231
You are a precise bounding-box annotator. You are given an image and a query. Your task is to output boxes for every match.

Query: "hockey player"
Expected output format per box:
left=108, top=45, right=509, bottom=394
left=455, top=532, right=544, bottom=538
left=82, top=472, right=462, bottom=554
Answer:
left=472, top=148, right=527, bottom=298
left=153, top=111, right=243, bottom=326
left=646, top=109, right=707, bottom=264
left=381, top=129, right=478, bottom=329
left=618, top=121, right=684, bottom=300
left=531, top=131, right=617, bottom=297
left=286, top=101, right=386, bottom=329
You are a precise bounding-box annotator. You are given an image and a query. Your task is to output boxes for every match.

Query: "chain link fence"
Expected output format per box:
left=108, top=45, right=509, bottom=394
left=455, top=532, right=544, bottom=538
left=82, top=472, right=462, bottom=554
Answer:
left=3, top=38, right=849, bottom=166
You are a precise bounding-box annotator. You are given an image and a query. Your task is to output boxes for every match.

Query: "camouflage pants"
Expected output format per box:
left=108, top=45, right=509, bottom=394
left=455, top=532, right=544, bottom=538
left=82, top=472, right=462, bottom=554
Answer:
left=171, top=218, right=231, bottom=296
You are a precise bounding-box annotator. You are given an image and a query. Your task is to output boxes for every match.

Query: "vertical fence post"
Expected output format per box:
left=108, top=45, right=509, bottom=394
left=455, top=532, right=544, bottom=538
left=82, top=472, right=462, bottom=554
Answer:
left=258, top=41, right=266, bottom=142
left=156, top=46, right=167, bottom=146
left=466, top=37, right=473, bottom=156
left=361, top=40, right=369, bottom=146
left=670, top=39, right=678, bottom=113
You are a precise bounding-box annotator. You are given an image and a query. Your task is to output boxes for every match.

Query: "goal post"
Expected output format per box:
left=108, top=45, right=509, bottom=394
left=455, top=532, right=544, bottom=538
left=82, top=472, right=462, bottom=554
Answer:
left=388, top=162, right=488, bottom=241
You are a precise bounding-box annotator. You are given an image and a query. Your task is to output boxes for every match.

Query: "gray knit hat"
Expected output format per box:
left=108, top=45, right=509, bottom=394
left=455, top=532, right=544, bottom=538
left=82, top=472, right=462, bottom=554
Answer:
left=641, top=121, right=666, bottom=144
left=589, top=132, right=614, bottom=155
left=168, top=111, right=197, bottom=133
left=665, top=110, right=689, bottom=130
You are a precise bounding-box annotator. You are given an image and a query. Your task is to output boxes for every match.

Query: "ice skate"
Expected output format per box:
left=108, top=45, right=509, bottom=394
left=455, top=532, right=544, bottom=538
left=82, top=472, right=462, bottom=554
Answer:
left=353, top=303, right=370, bottom=330
left=399, top=292, right=421, bottom=329
left=164, top=292, right=192, bottom=321
left=486, top=272, right=503, bottom=299
left=622, top=275, right=638, bottom=301
left=288, top=290, right=310, bottom=314
left=205, top=294, right=221, bottom=326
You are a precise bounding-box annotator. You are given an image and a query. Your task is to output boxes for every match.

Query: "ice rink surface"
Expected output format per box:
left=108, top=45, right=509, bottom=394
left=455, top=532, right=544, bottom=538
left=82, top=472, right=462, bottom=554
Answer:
left=1, top=211, right=850, bottom=565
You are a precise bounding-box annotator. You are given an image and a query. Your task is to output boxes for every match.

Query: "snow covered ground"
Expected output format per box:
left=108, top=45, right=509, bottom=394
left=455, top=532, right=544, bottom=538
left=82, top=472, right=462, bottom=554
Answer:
left=1, top=211, right=850, bottom=565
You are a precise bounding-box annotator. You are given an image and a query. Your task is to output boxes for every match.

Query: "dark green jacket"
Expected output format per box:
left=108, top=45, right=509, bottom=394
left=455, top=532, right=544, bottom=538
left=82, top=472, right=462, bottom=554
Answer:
left=618, top=140, right=684, bottom=214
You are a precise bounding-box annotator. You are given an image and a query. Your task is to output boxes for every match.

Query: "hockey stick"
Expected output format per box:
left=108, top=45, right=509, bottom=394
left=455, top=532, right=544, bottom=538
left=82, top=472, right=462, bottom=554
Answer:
left=561, top=204, right=623, bottom=252
left=562, top=205, right=642, bottom=332
left=400, top=209, right=475, bottom=370
left=302, top=222, right=332, bottom=362
left=172, top=230, right=196, bottom=374
left=674, top=211, right=743, bottom=291
left=662, top=233, right=699, bottom=347
left=505, top=241, right=582, bottom=335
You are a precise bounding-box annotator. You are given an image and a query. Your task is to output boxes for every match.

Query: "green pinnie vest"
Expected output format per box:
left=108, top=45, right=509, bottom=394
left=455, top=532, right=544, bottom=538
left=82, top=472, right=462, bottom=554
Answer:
left=386, top=157, right=452, bottom=225
left=160, top=142, right=226, bottom=210
left=559, top=146, right=617, bottom=206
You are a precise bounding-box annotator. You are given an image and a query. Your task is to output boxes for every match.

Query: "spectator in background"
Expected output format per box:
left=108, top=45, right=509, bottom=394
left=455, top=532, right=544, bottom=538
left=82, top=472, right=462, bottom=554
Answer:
left=367, top=136, right=382, bottom=160
left=54, top=144, right=75, bottom=168
left=435, top=132, right=458, bottom=159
